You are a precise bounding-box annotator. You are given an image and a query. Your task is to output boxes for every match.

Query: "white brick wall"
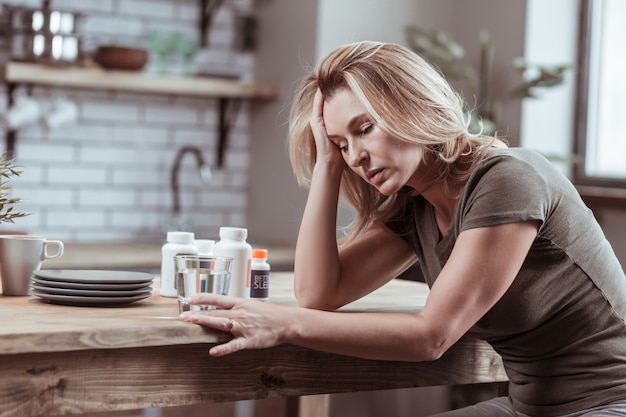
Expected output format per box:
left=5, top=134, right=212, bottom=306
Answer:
left=1, top=0, right=254, bottom=244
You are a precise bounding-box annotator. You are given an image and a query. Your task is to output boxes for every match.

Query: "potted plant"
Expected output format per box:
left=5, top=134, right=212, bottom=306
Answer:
left=405, top=26, right=574, bottom=135
left=0, top=154, right=28, bottom=224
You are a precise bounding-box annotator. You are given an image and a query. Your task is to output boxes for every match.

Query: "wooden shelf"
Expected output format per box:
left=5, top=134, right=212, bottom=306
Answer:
left=2, top=61, right=282, bottom=166
left=2, top=61, right=281, bottom=99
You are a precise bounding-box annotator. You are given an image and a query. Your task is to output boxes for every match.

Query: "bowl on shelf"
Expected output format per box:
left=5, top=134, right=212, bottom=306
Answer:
left=95, top=45, right=148, bottom=71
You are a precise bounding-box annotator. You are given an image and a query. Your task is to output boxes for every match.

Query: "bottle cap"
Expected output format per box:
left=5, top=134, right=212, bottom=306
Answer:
left=219, top=227, right=248, bottom=241
left=194, top=239, right=215, bottom=255
left=252, top=248, right=268, bottom=259
left=167, top=231, right=194, bottom=244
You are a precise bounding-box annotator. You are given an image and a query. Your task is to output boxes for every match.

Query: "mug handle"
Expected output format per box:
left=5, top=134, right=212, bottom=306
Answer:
left=43, top=240, right=64, bottom=259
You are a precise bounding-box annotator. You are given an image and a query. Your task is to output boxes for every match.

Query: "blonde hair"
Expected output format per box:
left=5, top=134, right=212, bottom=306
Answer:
left=288, top=41, right=506, bottom=242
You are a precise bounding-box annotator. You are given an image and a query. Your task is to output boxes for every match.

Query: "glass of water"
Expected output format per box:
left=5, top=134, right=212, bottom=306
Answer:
left=174, top=255, right=233, bottom=313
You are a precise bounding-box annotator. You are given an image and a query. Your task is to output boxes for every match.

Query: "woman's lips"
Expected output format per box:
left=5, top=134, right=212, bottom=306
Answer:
left=367, top=168, right=384, bottom=185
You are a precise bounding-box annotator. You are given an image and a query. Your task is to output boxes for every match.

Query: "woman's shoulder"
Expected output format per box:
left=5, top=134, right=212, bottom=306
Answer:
left=484, top=147, right=552, bottom=166
left=475, top=147, right=564, bottom=186
left=459, top=146, right=582, bottom=226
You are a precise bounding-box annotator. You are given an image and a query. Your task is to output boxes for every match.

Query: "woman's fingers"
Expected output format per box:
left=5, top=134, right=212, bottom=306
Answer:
left=209, top=337, right=247, bottom=357
left=310, top=89, right=328, bottom=139
left=180, top=313, right=248, bottom=356
left=187, top=293, right=237, bottom=309
left=179, top=297, right=289, bottom=356
left=310, top=89, right=342, bottom=166
left=312, top=89, right=324, bottom=122
left=180, top=310, right=219, bottom=324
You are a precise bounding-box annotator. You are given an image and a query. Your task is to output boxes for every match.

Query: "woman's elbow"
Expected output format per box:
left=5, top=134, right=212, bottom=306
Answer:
left=294, top=283, right=342, bottom=310
left=412, top=321, right=454, bottom=361
left=294, top=291, right=320, bottom=309
left=294, top=291, right=337, bottom=311
left=294, top=281, right=318, bottom=308
left=420, top=342, right=447, bottom=361
left=294, top=275, right=341, bottom=310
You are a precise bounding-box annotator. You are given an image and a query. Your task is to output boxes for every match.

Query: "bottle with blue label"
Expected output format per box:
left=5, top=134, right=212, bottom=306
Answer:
left=250, top=248, right=270, bottom=301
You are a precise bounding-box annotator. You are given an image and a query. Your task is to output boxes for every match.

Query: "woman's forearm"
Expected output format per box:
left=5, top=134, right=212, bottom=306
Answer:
left=294, top=163, right=344, bottom=309
left=181, top=293, right=445, bottom=362
left=284, top=307, right=442, bottom=362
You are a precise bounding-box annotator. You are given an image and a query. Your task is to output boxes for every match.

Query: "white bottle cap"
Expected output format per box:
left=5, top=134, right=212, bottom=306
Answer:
left=167, top=231, right=195, bottom=244
left=194, top=239, right=215, bottom=255
left=219, top=227, right=248, bottom=241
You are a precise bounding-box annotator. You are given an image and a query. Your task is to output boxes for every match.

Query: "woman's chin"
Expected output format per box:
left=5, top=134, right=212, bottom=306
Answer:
left=375, top=183, right=402, bottom=197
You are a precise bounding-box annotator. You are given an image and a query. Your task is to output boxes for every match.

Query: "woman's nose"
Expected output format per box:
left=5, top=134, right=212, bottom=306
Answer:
left=347, top=144, right=367, bottom=167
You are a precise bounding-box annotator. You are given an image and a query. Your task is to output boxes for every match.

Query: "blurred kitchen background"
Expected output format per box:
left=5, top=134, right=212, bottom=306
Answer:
left=0, top=0, right=625, bottom=416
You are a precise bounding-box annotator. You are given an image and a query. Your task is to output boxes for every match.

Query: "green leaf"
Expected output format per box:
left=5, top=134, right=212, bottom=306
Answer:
left=0, top=152, right=29, bottom=224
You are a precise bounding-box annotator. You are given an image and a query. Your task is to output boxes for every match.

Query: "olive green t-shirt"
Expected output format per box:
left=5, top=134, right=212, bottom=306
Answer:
left=390, top=148, right=626, bottom=416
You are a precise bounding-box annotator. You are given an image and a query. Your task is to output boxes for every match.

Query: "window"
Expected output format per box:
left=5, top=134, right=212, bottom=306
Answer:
left=574, top=0, right=626, bottom=187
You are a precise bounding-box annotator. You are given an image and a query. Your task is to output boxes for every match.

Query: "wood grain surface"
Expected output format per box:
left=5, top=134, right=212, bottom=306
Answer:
left=0, top=273, right=425, bottom=354
left=0, top=272, right=506, bottom=417
left=3, top=62, right=282, bottom=100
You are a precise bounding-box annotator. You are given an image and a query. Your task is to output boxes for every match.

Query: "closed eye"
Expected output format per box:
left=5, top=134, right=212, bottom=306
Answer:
left=359, top=124, right=373, bottom=137
left=329, top=138, right=348, bottom=153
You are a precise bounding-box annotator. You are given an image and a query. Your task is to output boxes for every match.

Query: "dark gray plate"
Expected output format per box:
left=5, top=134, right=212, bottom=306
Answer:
left=31, top=283, right=152, bottom=297
left=30, top=288, right=152, bottom=306
left=34, top=269, right=154, bottom=284
left=31, top=276, right=152, bottom=291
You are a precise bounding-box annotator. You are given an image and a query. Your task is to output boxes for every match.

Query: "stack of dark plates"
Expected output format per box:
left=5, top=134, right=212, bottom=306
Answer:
left=31, top=269, right=154, bottom=306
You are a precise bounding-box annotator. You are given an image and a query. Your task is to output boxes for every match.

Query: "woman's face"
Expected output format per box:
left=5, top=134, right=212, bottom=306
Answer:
left=323, top=88, right=426, bottom=196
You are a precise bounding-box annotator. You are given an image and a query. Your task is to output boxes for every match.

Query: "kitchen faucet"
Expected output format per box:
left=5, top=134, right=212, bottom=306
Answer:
left=170, top=145, right=212, bottom=218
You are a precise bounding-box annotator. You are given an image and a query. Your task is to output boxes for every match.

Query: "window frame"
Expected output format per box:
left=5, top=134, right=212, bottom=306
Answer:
left=573, top=0, right=626, bottom=189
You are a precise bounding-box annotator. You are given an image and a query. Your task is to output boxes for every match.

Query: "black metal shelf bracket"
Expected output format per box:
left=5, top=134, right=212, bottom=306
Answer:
left=5, top=83, right=17, bottom=160
left=199, top=0, right=225, bottom=47
left=217, top=97, right=242, bottom=168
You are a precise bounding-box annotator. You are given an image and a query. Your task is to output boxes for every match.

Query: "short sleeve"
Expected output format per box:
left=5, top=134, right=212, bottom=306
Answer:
left=457, top=153, right=550, bottom=233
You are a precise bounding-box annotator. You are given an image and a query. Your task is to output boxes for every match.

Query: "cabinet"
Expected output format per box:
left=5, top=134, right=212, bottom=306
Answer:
left=1, top=62, right=282, bottom=165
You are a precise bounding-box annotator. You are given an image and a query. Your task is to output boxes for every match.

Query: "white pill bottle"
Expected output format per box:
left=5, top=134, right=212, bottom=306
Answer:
left=160, top=231, right=198, bottom=297
left=213, top=227, right=252, bottom=298
left=194, top=239, right=215, bottom=255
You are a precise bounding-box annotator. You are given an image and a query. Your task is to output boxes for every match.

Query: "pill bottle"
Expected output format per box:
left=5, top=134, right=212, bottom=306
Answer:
left=194, top=239, right=215, bottom=255
left=213, top=227, right=252, bottom=298
left=250, top=248, right=270, bottom=301
left=160, top=231, right=197, bottom=297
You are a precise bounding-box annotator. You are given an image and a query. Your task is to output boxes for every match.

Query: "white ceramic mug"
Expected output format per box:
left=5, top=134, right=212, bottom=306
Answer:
left=0, top=235, right=64, bottom=296
left=2, top=95, right=42, bottom=130
left=43, top=98, right=78, bottom=129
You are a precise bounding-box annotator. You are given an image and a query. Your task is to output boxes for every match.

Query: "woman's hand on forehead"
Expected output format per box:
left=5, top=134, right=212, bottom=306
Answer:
left=310, top=89, right=343, bottom=167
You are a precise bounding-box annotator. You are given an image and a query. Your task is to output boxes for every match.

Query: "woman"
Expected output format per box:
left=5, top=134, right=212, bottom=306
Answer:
left=180, top=41, right=626, bottom=416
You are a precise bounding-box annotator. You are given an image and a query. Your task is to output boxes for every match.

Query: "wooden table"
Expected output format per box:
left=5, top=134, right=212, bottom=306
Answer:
left=0, top=272, right=507, bottom=417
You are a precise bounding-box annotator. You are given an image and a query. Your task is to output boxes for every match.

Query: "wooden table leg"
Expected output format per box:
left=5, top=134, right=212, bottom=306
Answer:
left=286, top=397, right=300, bottom=417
